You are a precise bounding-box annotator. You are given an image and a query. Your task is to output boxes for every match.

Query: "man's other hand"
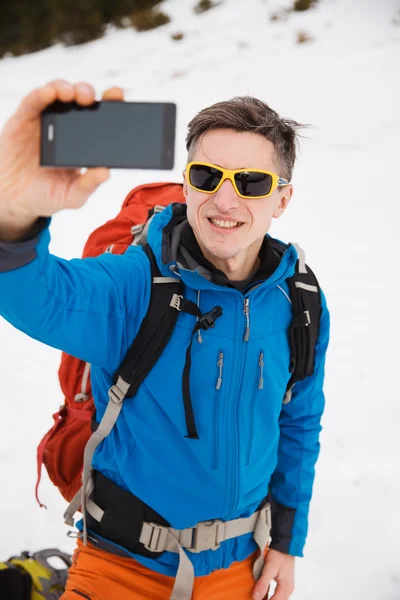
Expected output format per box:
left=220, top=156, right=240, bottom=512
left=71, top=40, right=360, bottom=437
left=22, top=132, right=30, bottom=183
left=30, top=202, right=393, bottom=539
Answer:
left=252, top=548, right=295, bottom=600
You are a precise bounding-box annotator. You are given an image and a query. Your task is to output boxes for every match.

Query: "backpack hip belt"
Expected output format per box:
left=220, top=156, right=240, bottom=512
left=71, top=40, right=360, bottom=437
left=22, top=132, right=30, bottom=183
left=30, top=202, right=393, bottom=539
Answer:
left=76, top=471, right=271, bottom=600
left=138, top=504, right=271, bottom=600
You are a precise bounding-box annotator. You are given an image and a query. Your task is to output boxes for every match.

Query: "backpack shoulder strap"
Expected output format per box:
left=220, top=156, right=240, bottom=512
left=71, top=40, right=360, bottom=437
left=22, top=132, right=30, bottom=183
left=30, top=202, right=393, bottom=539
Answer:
left=64, top=242, right=184, bottom=537
left=113, top=243, right=184, bottom=398
left=283, top=243, right=322, bottom=404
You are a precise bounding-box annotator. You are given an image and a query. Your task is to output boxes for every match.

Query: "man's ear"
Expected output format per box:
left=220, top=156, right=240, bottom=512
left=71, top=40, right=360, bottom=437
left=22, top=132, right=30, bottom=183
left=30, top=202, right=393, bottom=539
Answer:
left=273, top=185, right=293, bottom=219
left=182, top=171, right=189, bottom=199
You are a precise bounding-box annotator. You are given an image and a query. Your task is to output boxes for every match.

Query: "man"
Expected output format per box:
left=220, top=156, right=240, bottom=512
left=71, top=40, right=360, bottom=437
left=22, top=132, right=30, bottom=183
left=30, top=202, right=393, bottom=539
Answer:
left=0, top=81, right=330, bottom=600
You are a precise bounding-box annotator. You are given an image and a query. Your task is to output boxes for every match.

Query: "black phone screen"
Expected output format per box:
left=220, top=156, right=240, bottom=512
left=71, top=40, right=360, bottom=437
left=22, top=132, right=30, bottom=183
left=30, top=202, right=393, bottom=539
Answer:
left=41, top=100, right=176, bottom=170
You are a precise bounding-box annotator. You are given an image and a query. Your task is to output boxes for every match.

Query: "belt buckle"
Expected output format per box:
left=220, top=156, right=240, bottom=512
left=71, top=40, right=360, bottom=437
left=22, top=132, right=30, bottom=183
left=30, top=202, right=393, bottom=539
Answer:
left=263, top=502, right=272, bottom=531
left=143, top=523, right=168, bottom=553
left=190, top=519, right=224, bottom=553
left=256, top=503, right=272, bottom=541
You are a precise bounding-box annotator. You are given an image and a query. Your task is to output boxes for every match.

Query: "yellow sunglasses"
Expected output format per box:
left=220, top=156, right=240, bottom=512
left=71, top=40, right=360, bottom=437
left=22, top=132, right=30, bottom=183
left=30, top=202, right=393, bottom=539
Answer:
left=185, top=161, right=290, bottom=199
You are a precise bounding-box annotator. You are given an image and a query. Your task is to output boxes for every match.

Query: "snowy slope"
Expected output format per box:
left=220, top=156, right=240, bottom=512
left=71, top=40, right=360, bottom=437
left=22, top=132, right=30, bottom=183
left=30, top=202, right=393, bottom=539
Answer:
left=0, top=0, right=399, bottom=598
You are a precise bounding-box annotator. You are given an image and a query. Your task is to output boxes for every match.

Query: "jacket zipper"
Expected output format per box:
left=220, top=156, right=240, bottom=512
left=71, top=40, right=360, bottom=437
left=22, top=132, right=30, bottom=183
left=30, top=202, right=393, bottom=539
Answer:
left=243, top=298, right=250, bottom=341
left=225, top=294, right=250, bottom=515
left=181, top=244, right=297, bottom=515
left=212, top=351, right=224, bottom=469
left=246, top=351, right=264, bottom=465
left=258, top=351, right=264, bottom=390
left=216, top=351, right=224, bottom=390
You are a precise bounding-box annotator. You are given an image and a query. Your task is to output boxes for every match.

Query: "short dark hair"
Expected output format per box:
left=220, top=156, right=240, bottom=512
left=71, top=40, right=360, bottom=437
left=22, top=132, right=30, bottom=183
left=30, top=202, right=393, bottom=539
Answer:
left=186, top=96, right=305, bottom=181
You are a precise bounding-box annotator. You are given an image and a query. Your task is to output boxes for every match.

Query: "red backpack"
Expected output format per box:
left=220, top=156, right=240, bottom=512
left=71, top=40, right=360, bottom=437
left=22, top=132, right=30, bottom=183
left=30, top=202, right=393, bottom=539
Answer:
left=35, top=182, right=185, bottom=506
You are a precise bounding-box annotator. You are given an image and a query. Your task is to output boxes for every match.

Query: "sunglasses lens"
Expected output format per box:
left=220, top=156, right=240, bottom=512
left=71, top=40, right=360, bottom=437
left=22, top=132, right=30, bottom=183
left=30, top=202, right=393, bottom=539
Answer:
left=235, top=172, right=273, bottom=197
left=189, top=164, right=223, bottom=192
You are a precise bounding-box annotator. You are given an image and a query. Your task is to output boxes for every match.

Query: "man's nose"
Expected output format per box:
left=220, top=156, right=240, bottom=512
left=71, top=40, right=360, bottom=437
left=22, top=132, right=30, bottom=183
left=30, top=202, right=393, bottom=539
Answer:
left=212, top=179, right=240, bottom=213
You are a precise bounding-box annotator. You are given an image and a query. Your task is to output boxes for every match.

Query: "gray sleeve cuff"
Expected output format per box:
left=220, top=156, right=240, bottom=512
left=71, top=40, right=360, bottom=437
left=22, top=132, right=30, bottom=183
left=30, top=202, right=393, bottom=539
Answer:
left=0, top=217, right=48, bottom=273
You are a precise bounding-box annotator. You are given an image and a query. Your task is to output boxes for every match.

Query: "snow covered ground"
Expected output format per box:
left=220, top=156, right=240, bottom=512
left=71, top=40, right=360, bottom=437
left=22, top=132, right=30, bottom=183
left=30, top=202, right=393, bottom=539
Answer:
left=0, top=0, right=399, bottom=598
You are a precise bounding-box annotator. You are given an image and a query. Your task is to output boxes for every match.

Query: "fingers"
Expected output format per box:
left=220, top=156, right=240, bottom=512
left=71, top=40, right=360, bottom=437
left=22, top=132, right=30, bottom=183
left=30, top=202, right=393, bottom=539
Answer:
left=76, top=167, right=110, bottom=194
left=67, top=168, right=110, bottom=209
left=15, top=80, right=126, bottom=125
left=253, top=549, right=295, bottom=600
left=253, top=577, right=294, bottom=600
left=73, top=81, right=96, bottom=105
left=14, top=84, right=58, bottom=121
left=14, top=80, right=96, bottom=122
left=101, top=87, right=124, bottom=101
left=253, top=574, right=271, bottom=600
left=266, top=581, right=294, bottom=600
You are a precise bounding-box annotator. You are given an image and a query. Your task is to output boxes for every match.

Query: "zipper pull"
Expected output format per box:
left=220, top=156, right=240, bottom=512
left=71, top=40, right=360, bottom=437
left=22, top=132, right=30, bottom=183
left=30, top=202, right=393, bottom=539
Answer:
left=243, top=298, right=250, bottom=342
left=197, top=290, right=203, bottom=343
left=216, top=351, right=224, bottom=389
left=258, top=351, right=264, bottom=390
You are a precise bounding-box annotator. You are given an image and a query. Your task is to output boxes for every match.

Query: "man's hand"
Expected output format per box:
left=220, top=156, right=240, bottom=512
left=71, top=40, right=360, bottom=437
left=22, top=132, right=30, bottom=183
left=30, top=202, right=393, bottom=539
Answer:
left=0, top=81, right=124, bottom=241
left=252, top=549, right=295, bottom=600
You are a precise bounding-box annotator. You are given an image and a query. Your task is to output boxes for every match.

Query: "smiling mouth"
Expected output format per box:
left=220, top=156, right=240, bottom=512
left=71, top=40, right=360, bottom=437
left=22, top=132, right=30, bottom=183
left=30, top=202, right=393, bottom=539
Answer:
left=208, top=218, right=244, bottom=229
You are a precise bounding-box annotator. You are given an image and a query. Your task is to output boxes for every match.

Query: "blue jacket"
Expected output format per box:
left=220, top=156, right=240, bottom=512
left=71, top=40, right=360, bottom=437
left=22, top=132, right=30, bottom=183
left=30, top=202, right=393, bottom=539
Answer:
left=0, top=204, right=330, bottom=577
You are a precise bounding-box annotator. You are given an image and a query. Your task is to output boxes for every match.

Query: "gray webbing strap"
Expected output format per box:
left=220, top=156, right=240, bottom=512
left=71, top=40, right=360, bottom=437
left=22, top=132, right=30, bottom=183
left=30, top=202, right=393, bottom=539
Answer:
left=292, top=243, right=307, bottom=274
left=64, top=487, right=82, bottom=528
left=252, top=505, right=272, bottom=580
left=86, top=496, right=105, bottom=522
left=134, top=213, right=157, bottom=247
left=63, top=376, right=130, bottom=543
left=139, top=504, right=271, bottom=599
left=131, top=206, right=165, bottom=247
left=295, top=281, right=318, bottom=293
left=153, top=277, right=180, bottom=284
left=131, top=224, right=145, bottom=246
left=63, top=464, right=96, bottom=528
left=166, top=533, right=195, bottom=600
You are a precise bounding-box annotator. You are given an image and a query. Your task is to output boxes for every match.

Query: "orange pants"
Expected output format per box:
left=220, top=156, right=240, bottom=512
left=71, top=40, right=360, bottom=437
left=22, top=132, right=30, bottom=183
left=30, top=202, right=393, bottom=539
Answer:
left=61, top=540, right=264, bottom=600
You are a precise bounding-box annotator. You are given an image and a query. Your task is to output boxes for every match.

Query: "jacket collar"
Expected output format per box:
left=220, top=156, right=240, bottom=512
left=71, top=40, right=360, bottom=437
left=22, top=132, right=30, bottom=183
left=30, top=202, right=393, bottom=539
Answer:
left=147, top=203, right=299, bottom=293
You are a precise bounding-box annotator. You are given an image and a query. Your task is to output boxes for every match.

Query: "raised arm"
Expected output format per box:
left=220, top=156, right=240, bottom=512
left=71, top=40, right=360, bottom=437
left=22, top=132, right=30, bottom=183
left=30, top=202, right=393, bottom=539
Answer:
left=0, top=224, right=151, bottom=371
left=0, top=81, right=150, bottom=370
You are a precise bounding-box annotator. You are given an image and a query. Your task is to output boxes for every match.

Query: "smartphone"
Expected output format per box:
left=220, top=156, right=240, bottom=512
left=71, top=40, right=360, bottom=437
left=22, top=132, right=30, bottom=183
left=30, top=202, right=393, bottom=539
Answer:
left=40, top=100, right=176, bottom=170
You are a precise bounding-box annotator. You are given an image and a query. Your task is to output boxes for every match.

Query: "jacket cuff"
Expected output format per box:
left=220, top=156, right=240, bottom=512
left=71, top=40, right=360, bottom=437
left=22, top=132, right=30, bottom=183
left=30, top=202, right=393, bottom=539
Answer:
left=269, top=496, right=297, bottom=554
left=0, top=217, right=48, bottom=272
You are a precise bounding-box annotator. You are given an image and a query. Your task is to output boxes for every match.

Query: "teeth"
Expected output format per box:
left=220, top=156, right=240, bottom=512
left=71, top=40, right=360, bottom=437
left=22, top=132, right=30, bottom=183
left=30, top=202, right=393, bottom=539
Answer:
left=210, top=218, right=240, bottom=229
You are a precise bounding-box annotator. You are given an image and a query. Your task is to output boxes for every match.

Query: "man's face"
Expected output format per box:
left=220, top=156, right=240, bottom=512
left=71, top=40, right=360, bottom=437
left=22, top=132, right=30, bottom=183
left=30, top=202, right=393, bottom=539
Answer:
left=183, top=128, right=292, bottom=269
